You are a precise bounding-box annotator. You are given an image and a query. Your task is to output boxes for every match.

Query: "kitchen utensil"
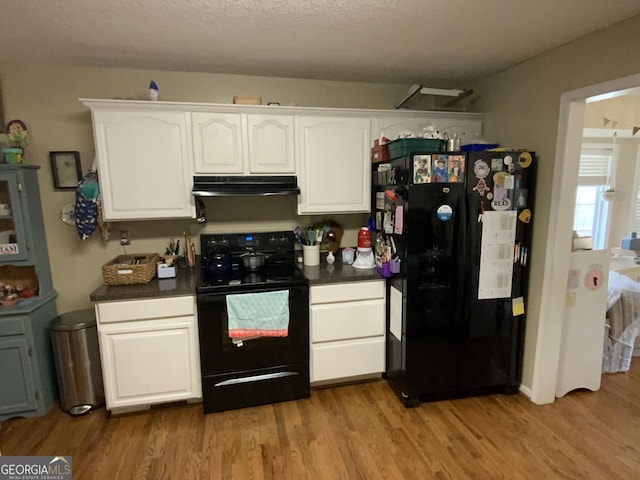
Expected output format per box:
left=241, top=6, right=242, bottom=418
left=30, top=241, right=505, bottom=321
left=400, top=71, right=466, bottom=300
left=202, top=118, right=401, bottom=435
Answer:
left=307, top=227, right=316, bottom=245
left=206, top=253, right=232, bottom=276
left=241, top=252, right=267, bottom=271
left=357, top=227, right=372, bottom=248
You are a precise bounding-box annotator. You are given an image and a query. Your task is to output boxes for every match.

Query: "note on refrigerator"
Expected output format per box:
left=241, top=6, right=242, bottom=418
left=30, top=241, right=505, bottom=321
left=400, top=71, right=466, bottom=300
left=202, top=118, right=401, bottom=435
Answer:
left=478, top=211, right=517, bottom=299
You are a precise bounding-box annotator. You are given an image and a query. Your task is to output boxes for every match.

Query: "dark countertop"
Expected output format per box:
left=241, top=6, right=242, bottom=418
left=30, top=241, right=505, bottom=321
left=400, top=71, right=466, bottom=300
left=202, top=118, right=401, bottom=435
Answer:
left=301, top=254, right=383, bottom=285
left=89, top=254, right=384, bottom=303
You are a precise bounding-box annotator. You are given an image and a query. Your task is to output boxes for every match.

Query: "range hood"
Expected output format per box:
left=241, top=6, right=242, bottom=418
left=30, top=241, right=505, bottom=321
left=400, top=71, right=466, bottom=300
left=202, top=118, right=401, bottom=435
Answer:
left=192, top=175, right=300, bottom=197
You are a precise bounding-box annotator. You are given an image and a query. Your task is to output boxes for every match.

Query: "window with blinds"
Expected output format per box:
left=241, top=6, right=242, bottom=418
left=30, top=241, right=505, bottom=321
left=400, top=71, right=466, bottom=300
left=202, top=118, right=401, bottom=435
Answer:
left=578, top=151, right=611, bottom=186
left=574, top=148, right=612, bottom=248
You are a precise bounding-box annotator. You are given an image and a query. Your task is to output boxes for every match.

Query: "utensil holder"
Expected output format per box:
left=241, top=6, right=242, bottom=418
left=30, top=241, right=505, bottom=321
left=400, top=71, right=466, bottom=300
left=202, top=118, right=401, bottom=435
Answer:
left=303, top=244, right=320, bottom=266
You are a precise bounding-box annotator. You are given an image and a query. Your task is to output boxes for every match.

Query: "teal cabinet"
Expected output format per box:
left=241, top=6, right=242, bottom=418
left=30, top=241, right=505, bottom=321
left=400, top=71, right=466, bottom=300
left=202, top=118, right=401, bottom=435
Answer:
left=0, top=165, right=58, bottom=421
left=0, top=336, right=38, bottom=416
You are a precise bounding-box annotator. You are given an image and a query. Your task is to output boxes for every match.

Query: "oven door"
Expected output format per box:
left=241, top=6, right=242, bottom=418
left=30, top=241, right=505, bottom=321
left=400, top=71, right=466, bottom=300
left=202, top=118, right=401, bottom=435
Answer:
left=197, top=284, right=309, bottom=375
left=197, top=283, right=310, bottom=412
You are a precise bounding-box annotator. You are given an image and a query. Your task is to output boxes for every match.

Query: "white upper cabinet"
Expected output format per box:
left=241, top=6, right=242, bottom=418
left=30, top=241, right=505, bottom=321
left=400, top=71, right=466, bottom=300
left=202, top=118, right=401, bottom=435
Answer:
left=192, top=112, right=295, bottom=174
left=296, top=116, right=371, bottom=215
left=83, top=100, right=194, bottom=221
left=192, top=112, right=244, bottom=174
left=246, top=114, right=295, bottom=173
left=81, top=99, right=486, bottom=220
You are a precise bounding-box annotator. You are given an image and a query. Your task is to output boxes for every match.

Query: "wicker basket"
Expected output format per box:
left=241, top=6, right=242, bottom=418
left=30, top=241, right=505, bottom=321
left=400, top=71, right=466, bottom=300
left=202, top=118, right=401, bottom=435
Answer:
left=101, top=253, right=161, bottom=286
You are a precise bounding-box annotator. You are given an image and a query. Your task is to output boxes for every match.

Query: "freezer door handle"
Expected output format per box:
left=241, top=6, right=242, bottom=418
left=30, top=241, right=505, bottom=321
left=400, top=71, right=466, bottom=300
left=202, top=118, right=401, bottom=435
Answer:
left=453, top=192, right=468, bottom=324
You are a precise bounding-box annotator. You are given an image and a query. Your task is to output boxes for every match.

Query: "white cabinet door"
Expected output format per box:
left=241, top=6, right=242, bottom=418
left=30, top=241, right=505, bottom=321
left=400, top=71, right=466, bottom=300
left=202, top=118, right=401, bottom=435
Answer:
left=296, top=116, right=371, bottom=214
left=96, top=296, right=201, bottom=411
left=247, top=114, right=295, bottom=173
left=193, top=112, right=295, bottom=174
left=92, top=109, right=194, bottom=220
left=98, top=316, right=201, bottom=410
left=192, top=112, right=245, bottom=174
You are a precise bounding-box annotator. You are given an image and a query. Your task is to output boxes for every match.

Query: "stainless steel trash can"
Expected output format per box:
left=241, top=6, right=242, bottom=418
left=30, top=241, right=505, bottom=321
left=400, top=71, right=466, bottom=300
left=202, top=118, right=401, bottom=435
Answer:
left=51, top=309, right=104, bottom=415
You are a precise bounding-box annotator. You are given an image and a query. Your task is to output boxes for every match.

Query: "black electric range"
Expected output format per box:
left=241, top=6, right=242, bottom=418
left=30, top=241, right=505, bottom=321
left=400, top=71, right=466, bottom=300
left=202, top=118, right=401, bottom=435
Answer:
left=196, top=231, right=310, bottom=413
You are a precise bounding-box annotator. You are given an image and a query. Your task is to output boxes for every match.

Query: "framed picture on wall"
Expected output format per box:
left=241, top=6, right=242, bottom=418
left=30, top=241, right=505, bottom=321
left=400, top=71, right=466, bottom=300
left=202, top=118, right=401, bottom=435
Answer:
left=49, top=151, right=82, bottom=190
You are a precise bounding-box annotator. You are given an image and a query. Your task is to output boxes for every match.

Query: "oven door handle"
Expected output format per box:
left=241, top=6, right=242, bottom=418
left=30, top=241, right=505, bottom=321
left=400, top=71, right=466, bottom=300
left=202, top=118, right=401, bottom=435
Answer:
left=215, top=371, right=299, bottom=387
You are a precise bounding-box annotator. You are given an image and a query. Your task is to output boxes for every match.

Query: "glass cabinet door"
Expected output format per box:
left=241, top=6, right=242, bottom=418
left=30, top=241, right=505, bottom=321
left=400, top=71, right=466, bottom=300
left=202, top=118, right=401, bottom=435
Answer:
left=0, top=174, right=30, bottom=261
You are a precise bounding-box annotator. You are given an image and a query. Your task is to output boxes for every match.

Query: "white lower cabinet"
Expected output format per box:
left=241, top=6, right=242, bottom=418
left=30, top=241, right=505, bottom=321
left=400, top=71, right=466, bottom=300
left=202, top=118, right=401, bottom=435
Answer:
left=310, top=280, right=386, bottom=383
left=95, top=296, right=201, bottom=412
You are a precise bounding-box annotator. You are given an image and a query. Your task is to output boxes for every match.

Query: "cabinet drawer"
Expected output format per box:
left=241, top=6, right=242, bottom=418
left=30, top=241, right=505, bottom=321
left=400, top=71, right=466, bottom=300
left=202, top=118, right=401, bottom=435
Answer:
left=311, top=300, right=384, bottom=343
left=97, top=296, right=195, bottom=324
left=311, top=338, right=385, bottom=382
left=310, top=280, right=384, bottom=304
left=0, top=317, right=26, bottom=336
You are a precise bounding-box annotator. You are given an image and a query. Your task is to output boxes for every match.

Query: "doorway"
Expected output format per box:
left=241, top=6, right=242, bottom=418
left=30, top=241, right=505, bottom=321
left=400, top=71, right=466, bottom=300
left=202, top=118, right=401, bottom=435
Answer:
left=533, top=72, right=640, bottom=405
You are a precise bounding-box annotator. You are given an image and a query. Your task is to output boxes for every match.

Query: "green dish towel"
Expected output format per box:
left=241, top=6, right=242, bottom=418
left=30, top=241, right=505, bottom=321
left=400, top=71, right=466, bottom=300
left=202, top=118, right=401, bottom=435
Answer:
left=226, top=290, right=289, bottom=338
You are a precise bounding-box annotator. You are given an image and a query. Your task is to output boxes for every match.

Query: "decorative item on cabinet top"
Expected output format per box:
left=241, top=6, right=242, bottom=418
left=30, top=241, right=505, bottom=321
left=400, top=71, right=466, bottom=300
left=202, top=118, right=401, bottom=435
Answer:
left=2, top=119, right=28, bottom=164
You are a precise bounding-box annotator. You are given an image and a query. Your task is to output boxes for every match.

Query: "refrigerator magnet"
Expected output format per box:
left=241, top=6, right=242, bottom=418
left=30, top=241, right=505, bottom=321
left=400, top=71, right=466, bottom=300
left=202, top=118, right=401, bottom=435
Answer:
left=518, top=152, right=532, bottom=168
left=431, top=155, right=448, bottom=182
left=505, top=155, right=516, bottom=173
left=504, top=175, right=515, bottom=190
left=516, top=189, right=527, bottom=207
left=436, top=204, right=453, bottom=221
left=491, top=195, right=511, bottom=211
left=512, top=297, right=525, bottom=316
left=493, top=171, right=507, bottom=187
left=447, top=155, right=465, bottom=183
left=473, top=160, right=490, bottom=178
left=394, top=205, right=404, bottom=233
left=472, top=178, right=489, bottom=196
left=413, top=155, right=432, bottom=184
left=518, top=209, right=532, bottom=223
left=491, top=158, right=503, bottom=171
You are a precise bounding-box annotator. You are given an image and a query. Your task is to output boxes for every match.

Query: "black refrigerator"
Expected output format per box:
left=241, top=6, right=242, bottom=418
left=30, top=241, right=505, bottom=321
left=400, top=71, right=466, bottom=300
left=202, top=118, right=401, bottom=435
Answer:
left=373, top=149, right=535, bottom=407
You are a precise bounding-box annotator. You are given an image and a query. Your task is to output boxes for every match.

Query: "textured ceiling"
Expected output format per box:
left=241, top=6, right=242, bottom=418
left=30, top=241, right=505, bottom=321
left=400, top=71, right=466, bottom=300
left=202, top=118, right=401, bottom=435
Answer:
left=2, top=0, right=640, bottom=86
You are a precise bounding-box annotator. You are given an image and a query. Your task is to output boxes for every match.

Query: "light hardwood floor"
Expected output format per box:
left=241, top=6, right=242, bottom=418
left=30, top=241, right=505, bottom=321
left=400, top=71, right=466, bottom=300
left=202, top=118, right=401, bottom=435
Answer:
left=1, top=363, right=639, bottom=479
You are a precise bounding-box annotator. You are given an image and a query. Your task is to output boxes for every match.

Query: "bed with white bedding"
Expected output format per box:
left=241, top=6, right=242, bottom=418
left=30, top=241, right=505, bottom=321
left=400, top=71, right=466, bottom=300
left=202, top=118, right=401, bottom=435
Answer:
left=605, top=267, right=640, bottom=372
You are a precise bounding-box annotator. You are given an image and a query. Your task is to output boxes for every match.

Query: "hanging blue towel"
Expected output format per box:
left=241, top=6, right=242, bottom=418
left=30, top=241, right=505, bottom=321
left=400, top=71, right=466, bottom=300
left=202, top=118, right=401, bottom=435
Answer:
left=74, top=170, right=100, bottom=240
left=226, top=290, right=289, bottom=338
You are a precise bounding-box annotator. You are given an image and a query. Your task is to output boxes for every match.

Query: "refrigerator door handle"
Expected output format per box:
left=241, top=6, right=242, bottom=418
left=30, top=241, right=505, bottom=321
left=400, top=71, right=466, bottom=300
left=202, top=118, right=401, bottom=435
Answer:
left=454, top=193, right=468, bottom=324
